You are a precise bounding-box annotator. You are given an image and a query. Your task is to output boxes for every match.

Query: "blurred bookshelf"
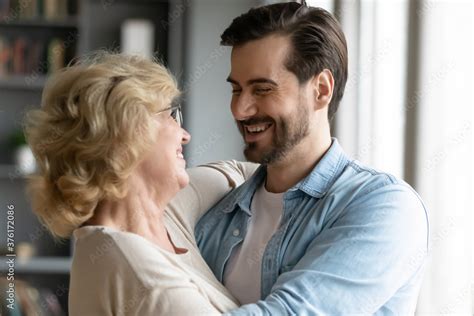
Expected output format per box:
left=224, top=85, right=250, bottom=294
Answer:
left=0, top=164, right=24, bottom=178
left=0, top=0, right=79, bottom=84
left=0, top=75, right=47, bottom=90
left=0, top=16, right=78, bottom=28
left=0, top=0, right=170, bottom=314
left=0, top=256, right=72, bottom=274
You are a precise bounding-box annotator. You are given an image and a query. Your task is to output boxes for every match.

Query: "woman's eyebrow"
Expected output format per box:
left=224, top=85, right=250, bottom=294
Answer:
left=171, top=95, right=183, bottom=107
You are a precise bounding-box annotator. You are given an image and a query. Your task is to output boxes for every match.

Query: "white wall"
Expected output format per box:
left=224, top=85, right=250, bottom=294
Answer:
left=181, top=0, right=258, bottom=167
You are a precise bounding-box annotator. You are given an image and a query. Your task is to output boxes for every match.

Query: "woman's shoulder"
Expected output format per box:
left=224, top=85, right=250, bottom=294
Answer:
left=69, top=225, right=236, bottom=316
left=71, top=225, right=190, bottom=288
left=69, top=226, right=156, bottom=315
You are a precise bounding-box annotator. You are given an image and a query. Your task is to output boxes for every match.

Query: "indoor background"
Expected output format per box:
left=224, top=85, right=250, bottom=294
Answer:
left=0, top=0, right=472, bottom=315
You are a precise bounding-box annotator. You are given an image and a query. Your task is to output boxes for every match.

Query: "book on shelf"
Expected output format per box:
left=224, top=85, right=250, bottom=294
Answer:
left=47, top=38, right=65, bottom=73
left=0, top=35, right=70, bottom=79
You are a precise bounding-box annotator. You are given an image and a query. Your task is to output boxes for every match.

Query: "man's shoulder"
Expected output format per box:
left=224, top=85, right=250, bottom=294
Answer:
left=319, top=158, right=427, bottom=226
left=329, top=160, right=429, bottom=238
left=334, top=159, right=420, bottom=200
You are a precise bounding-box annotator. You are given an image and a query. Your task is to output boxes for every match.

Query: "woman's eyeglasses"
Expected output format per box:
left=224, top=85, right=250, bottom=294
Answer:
left=156, top=105, right=183, bottom=127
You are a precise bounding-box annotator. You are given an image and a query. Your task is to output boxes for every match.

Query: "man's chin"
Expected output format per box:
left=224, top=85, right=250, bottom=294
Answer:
left=244, top=145, right=263, bottom=164
left=244, top=155, right=261, bottom=164
left=244, top=145, right=277, bottom=165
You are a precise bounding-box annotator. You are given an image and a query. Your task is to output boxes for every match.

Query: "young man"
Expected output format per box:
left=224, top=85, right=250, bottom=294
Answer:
left=195, top=2, right=429, bottom=315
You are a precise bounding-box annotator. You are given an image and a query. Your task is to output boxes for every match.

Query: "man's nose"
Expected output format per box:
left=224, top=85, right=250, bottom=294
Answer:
left=231, top=94, right=257, bottom=121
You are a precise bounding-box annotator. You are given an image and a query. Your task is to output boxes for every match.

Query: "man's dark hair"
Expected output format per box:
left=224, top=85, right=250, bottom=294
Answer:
left=221, top=2, right=348, bottom=121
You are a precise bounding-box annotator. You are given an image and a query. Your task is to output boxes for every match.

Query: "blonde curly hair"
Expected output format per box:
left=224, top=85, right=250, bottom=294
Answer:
left=24, top=52, right=180, bottom=238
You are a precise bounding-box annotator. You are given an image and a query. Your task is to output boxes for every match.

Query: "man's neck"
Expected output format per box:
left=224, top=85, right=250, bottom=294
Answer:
left=265, top=135, right=332, bottom=193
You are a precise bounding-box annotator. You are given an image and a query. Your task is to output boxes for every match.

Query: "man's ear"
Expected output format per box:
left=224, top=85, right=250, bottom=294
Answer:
left=311, top=69, right=334, bottom=110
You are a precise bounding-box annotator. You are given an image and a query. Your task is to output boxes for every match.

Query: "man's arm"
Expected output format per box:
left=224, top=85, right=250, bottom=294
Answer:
left=202, top=160, right=260, bottom=188
left=167, top=160, right=259, bottom=235
left=225, top=183, right=429, bottom=315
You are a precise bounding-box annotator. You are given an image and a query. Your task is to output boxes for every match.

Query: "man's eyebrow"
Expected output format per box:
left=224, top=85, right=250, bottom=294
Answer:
left=248, top=78, right=278, bottom=86
left=226, top=77, right=278, bottom=86
left=226, top=77, right=239, bottom=85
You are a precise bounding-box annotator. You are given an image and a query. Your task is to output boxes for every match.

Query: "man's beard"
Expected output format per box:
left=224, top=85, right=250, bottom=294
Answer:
left=241, top=105, right=310, bottom=165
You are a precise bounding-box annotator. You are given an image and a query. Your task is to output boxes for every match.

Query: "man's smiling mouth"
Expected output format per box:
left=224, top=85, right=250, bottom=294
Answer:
left=244, top=122, right=273, bottom=134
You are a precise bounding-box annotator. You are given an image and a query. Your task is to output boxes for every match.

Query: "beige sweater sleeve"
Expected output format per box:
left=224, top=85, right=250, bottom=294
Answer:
left=166, top=160, right=259, bottom=235
left=199, top=160, right=260, bottom=188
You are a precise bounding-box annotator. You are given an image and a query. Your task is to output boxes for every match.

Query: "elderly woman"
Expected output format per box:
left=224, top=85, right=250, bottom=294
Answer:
left=24, top=53, right=255, bottom=315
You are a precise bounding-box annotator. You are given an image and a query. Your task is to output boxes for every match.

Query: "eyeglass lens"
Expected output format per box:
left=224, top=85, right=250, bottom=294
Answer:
left=171, top=107, right=183, bottom=126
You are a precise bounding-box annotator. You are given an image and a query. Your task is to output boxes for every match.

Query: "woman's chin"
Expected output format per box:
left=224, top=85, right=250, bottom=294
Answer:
left=178, top=172, right=190, bottom=189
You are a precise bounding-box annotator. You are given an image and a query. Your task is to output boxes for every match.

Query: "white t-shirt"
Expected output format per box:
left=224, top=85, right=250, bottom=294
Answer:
left=69, top=161, right=259, bottom=316
left=223, top=183, right=284, bottom=304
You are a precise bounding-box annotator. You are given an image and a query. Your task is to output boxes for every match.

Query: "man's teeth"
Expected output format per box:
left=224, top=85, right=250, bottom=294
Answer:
left=177, top=152, right=184, bottom=159
left=246, top=124, right=271, bottom=133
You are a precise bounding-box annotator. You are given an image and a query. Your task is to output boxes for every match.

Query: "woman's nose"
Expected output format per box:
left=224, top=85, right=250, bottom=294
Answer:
left=181, top=128, right=191, bottom=144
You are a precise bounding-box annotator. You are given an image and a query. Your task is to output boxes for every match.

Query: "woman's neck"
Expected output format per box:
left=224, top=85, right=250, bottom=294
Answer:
left=85, top=172, right=180, bottom=253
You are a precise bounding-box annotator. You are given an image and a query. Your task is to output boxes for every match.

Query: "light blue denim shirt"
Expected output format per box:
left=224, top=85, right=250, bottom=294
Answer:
left=195, top=138, right=429, bottom=315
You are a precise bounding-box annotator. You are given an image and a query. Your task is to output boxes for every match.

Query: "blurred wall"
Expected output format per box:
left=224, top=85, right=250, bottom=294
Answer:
left=180, top=0, right=258, bottom=167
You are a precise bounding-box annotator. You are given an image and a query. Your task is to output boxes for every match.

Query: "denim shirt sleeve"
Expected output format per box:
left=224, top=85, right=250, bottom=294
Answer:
left=224, top=182, right=429, bottom=316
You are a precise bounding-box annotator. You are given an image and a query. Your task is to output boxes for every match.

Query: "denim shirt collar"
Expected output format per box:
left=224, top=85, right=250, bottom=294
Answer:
left=222, top=137, right=350, bottom=215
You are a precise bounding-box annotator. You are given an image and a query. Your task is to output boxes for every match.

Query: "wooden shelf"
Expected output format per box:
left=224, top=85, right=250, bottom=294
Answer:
left=1, top=256, right=71, bottom=274
left=0, top=75, right=47, bottom=90
left=0, top=17, right=78, bottom=28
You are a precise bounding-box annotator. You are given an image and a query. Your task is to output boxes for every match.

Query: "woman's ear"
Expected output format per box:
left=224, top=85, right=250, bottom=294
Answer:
left=312, top=69, right=334, bottom=110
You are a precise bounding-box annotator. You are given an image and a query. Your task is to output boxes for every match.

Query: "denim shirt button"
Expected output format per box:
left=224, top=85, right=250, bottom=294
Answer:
left=232, top=229, right=240, bottom=237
